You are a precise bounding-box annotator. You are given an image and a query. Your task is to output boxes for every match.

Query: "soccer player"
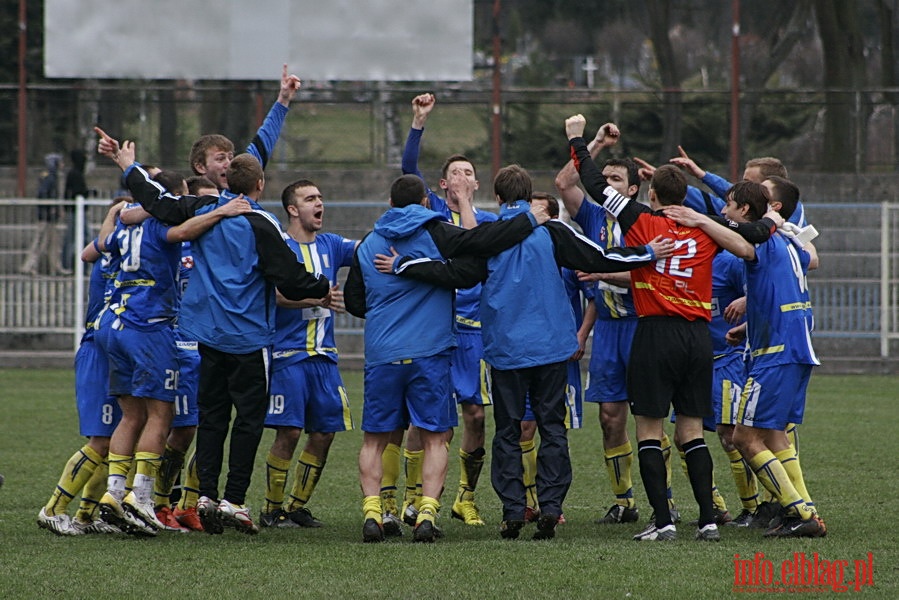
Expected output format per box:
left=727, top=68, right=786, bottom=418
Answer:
left=374, top=167, right=672, bottom=541
left=673, top=179, right=825, bottom=538
left=188, top=64, right=302, bottom=192
left=142, top=174, right=220, bottom=533
left=345, top=174, right=549, bottom=543
left=92, top=148, right=251, bottom=536
left=259, top=179, right=358, bottom=528
left=99, top=133, right=331, bottom=535
left=566, top=113, right=777, bottom=542
left=400, top=93, right=493, bottom=526
left=521, top=192, right=591, bottom=524
left=37, top=199, right=125, bottom=536
left=555, top=123, right=667, bottom=526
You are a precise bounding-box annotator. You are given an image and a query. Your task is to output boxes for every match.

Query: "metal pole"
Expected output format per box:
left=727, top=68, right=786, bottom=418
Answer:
left=74, top=195, right=86, bottom=352
left=881, top=202, right=890, bottom=358
left=17, top=0, right=27, bottom=196
left=729, top=0, right=741, bottom=183
left=491, top=0, right=502, bottom=179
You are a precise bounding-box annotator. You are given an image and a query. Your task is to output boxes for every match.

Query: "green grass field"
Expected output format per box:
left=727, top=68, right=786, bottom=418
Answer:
left=0, top=369, right=894, bottom=599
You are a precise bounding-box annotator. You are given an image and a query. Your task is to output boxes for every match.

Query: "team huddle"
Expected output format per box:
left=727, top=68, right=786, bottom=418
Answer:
left=36, top=72, right=826, bottom=544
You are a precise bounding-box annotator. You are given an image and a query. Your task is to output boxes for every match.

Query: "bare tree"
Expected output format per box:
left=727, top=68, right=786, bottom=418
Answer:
left=645, top=0, right=682, bottom=162
left=739, top=0, right=813, bottom=164
left=814, top=0, right=868, bottom=172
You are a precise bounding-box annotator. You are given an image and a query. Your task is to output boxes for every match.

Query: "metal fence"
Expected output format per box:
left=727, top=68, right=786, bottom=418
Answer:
left=1, top=198, right=898, bottom=357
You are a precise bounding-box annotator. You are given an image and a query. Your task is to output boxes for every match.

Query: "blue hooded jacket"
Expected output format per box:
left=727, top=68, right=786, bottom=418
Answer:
left=481, top=201, right=579, bottom=369
left=356, top=204, right=456, bottom=365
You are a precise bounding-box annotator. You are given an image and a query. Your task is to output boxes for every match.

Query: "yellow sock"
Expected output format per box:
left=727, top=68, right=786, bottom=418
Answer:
left=774, top=446, right=813, bottom=510
left=786, top=423, right=799, bottom=455
left=726, top=448, right=759, bottom=511
left=124, top=458, right=137, bottom=493
left=457, top=447, right=485, bottom=500
left=287, top=451, right=324, bottom=511
left=177, top=450, right=200, bottom=510
left=521, top=439, right=538, bottom=510
left=661, top=433, right=674, bottom=505
left=711, top=480, right=728, bottom=513
left=45, top=445, right=102, bottom=516
left=107, top=452, right=133, bottom=501
left=154, top=445, right=185, bottom=508
left=264, top=452, right=292, bottom=513
left=76, top=460, right=108, bottom=522
left=380, top=443, right=401, bottom=515
left=604, top=441, right=635, bottom=508
left=403, top=448, right=424, bottom=509
left=749, top=450, right=814, bottom=520
left=417, top=496, right=440, bottom=525
left=133, top=451, right=162, bottom=504
left=362, top=495, right=382, bottom=522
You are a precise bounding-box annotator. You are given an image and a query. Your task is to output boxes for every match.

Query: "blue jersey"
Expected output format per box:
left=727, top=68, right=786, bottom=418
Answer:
left=272, top=233, right=356, bottom=366
left=105, top=217, right=180, bottom=331
left=744, top=234, right=819, bottom=368
left=573, top=199, right=636, bottom=320
left=685, top=171, right=808, bottom=227
left=428, top=193, right=497, bottom=331
left=80, top=258, right=111, bottom=343
left=709, top=250, right=746, bottom=358
left=402, top=126, right=497, bottom=331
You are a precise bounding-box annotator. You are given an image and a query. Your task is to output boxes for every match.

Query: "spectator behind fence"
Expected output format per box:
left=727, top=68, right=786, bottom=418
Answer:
left=21, top=153, right=70, bottom=276
left=61, top=148, right=93, bottom=272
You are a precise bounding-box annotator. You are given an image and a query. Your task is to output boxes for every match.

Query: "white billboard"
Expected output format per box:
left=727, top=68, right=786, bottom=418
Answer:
left=45, top=0, right=473, bottom=81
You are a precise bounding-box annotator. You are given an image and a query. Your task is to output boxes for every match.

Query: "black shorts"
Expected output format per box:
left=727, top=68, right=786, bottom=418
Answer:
left=626, top=316, right=713, bottom=419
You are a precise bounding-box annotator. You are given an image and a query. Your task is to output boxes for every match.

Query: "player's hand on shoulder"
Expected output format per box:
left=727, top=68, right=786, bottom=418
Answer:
left=662, top=205, right=704, bottom=227
left=647, top=234, right=675, bottom=259
left=219, top=195, right=253, bottom=216
left=530, top=203, right=550, bottom=224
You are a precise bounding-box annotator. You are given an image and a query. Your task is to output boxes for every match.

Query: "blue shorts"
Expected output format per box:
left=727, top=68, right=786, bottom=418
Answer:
left=106, top=322, right=178, bottom=402
left=362, top=352, right=457, bottom=434
left=737, top=364, right=812, bottom=430
left=451, top=331, right=492, bottom=406
left=714, top=352, right=746, bottom=427
left=75, top=338, right=121, bottom=437
left=266, top=356, right=353, bottom=434
left=172, top=338, right=200, bottom=428
left=586, top=318, right=637, bottom=403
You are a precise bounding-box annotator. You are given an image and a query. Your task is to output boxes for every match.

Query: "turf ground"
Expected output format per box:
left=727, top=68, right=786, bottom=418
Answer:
left=0, top=369, right=895, bottom=599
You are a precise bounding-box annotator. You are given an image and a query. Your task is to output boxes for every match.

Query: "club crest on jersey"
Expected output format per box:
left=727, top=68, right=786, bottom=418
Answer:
left=181, top=256, right=194, bottom=270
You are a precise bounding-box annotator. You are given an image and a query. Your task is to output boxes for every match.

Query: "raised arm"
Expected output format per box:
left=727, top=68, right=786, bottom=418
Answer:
left=96, top=127, right=210, bottom=223
left=247, top=64, right=301, bottom=169
left=554, top=122, right=620, bottom=218
left=401, top=93, right=436, bottom=179
left=565, top=115, right=646, bottom=231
